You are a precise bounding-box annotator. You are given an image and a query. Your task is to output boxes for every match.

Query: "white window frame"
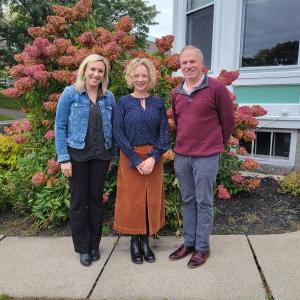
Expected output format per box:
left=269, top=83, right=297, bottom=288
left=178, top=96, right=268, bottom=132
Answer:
left=233, top=0, right=300, bottom=86
left=185, top=1, right=216, bottom=71
left=240, top=129, right=297, bottom=167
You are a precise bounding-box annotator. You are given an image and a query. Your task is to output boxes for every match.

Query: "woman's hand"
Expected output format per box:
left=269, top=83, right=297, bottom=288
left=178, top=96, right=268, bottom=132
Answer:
left=61, top=162, right=72, bottom=177
left=140, top=157, right=155, bottom=175
left=136, top=162, right=144, bottom=175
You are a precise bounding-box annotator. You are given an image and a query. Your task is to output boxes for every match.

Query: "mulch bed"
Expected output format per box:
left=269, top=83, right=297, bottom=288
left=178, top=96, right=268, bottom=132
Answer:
left=0, top=178, right=299, bottom=237
left=213, top=177, right=299, bottom=234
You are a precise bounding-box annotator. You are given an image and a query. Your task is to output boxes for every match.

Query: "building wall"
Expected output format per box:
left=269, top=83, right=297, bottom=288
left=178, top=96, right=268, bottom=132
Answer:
left=172, top=0, right=300, bottom=170
left=295, top=130, right=300, bottom=170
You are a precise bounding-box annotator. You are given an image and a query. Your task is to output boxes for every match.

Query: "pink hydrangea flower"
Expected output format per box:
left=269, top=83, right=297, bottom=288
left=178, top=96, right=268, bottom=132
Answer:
left=251, top=105, right=267, bottom=117
left=227, top=136, right=239, bottom=146
left=243, top=130, right=256, bottom=142
left=10, top=64, right=25, bottom=79
left=231, top=173, right=245, bottom=185
left=24, top=64, right=45, bottom=77
left=1, top=87, right=22, bottom=98
left=12, top=135, right=27, bottom=144
left=217, top=184, right=231, bottom=200
left=32, top=172, right=47, bottom=186
left=44, top=130, right=55, bottom=140
left=243, top=158, right=260, bottom=170
left=102, top=193, right=109, bottom=203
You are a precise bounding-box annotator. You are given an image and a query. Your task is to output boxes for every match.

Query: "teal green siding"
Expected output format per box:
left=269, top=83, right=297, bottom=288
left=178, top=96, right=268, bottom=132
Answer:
left=233, top=86, right=300, bottom=104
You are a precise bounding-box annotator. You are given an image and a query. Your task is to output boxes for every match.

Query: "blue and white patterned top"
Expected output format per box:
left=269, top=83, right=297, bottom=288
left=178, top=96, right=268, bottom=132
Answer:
left=113, top=94, right=170, bottom=167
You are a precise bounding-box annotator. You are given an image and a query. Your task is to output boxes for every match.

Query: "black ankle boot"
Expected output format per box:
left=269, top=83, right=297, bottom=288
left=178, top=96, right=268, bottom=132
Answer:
left=140, top=235, right=155, bottom=263
left=130, top=235, right=143, bottom=264
left=80, top=253, right=92, bottom=267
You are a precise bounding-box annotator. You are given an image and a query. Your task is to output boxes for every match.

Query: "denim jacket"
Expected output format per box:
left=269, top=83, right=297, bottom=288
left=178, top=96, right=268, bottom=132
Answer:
left=55, top=85, right=117, bottom=162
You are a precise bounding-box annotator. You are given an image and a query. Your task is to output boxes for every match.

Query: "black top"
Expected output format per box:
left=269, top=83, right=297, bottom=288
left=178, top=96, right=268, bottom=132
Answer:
left=69, top=99, right=111, bottom=162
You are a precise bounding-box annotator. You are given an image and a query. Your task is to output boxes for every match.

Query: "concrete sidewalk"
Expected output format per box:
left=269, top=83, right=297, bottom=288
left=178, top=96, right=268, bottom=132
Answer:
left=0, top=232, right=299, bottom=300
left=0, top=108, right=27, bottom=132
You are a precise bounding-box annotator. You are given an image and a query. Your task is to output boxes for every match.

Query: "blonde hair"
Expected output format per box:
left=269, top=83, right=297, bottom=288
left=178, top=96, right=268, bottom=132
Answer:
left=125, top=58, right=157, bottom=89
left=180, top=45, right=204, bottom=60
left=75, top=54, right=110, bottom=95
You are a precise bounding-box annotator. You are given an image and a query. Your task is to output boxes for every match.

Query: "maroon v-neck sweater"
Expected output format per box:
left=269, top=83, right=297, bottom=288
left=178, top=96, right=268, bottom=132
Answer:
left=171, top=76, right=235, bottom=157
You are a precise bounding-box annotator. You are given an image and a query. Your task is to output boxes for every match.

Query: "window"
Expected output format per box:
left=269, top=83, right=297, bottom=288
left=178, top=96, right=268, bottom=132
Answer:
left=240, top=131, right=291, bottom=159
left=187, top=0, right=213, bottom=11
left=241, top=0, right=300, bottom=67
left=186, top=4, right=214, bottom=69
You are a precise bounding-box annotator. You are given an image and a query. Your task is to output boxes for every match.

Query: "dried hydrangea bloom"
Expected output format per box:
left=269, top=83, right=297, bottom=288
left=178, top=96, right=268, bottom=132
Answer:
left=243, top=158, right=260, bottom=170
left=155, top=35, right=174, bottom=53
left=32, top=172, right=47, bottom=186
left=77, top=31, right=97, bottom=48
left=43, top=101, right=57, bottom=112
left=114, top=16, right=133, bottom=33
left=95, top=27, right=113, bottom=45
left=217, top=70, right=240, bottom=86
left=119, top=35, right=136, bottom=50
left=52, top=70, right=73, bottom=84
left=163, top=54, right=180, bottom=71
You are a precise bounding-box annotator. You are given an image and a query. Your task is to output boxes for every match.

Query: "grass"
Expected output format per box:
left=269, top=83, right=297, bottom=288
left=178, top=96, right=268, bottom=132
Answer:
left=220, top=226, right=233, bottom=235
left=0, top=93, right=22, bottom=110
left=0, top=114, right=13, bottom=121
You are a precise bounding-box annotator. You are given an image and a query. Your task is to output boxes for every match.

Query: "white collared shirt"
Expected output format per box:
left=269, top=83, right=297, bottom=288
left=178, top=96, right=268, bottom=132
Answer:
left=183, top=74, right=205, bottom=95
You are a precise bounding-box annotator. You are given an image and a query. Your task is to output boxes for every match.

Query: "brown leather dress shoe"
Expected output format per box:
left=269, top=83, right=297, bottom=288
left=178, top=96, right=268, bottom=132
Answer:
left=187, top=249, right=210, bottom=268
left=169, top=244, right=195, bottom=261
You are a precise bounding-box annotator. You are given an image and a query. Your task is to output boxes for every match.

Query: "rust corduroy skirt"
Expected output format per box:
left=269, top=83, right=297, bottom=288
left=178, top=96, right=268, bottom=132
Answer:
left=113, top=145, right=165, bottom=235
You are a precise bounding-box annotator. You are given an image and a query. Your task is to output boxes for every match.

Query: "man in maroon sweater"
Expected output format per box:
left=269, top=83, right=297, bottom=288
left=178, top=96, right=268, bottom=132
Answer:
left=169, top=46, right=234, bottom=268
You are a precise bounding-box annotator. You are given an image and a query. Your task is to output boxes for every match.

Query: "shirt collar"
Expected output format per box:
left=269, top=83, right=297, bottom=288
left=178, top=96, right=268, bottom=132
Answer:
left=183, top=74, right=205, bottom=94
left=79, top=85, right=105, bottom=98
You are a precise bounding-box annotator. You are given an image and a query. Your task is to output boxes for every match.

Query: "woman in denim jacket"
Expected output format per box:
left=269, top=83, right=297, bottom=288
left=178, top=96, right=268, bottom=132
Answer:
left=55, top=54, right=116, bottom=267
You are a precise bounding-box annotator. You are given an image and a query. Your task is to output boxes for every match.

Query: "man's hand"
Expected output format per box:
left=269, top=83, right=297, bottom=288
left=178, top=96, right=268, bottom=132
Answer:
left=61, top=162, right=72, bottom=177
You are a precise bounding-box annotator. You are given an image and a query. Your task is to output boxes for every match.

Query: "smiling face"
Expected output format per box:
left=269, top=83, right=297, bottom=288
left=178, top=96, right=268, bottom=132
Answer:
left=180, top=48, right=204, bottom=83
left=84, top=60, right=106, bottom=88
left=132, top=64, right=150, bottom=94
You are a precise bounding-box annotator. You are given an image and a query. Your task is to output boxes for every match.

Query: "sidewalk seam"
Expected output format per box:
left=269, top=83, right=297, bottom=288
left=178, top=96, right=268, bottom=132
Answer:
left=246, top=234, right=275, bottom=300
left=86, top=236, right=120, bottom=299
left=0, top=235, right=5, bottom=241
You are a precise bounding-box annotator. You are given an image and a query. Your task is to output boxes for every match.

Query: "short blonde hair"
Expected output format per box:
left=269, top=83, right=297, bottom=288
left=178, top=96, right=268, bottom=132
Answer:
left=125, top=58, right=157, bottom=89
left=75, top=54, right=110, bottom=95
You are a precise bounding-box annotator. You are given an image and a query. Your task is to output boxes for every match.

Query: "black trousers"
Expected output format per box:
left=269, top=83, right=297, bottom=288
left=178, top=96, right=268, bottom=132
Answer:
left=69, top=159, right=110, bottom=254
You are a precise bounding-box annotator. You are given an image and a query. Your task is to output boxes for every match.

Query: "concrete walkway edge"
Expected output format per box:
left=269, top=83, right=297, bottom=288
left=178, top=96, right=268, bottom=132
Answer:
left=0, top=232, right=299, bottom=300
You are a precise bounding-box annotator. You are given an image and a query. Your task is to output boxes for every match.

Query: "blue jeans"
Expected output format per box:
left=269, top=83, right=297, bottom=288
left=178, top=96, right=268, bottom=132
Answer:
left=174, top=153, right=219, bottom=251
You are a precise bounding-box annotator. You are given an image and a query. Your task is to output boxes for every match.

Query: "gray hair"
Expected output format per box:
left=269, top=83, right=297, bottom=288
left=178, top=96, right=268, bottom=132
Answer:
left=180, top=45, right=204, bottom=60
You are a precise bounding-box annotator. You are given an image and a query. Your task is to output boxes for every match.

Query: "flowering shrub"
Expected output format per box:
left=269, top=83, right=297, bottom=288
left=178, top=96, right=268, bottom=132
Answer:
left=1, top=0, right=266, bottom=231
left=0, top=134, right=23, bottom=211
left=278, top=171, right=300, bottom=197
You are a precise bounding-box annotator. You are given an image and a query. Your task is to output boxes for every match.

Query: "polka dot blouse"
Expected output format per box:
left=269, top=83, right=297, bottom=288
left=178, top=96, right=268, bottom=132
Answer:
left=113, top=94, right=170, bottom=167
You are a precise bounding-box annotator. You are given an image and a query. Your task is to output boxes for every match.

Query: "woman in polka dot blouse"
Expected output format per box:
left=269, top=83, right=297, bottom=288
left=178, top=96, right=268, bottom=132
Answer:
left=113, top=58, right=170, bottom=264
